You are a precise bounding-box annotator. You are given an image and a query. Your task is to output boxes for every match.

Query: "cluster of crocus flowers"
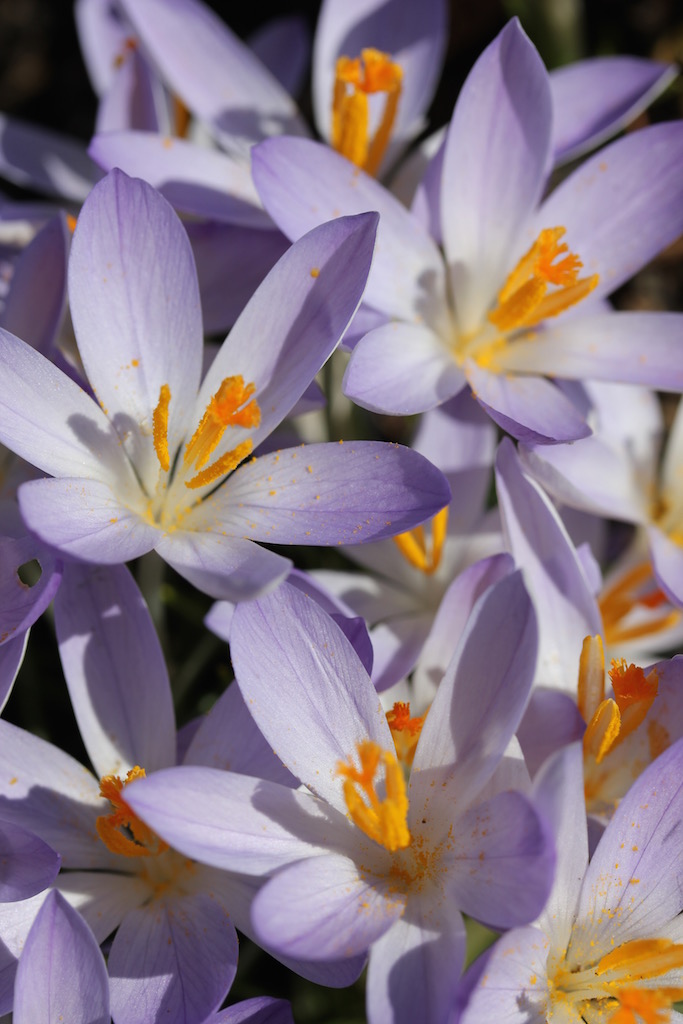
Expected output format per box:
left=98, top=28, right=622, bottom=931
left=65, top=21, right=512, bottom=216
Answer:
left=0, top=3, right=682, bottom=1023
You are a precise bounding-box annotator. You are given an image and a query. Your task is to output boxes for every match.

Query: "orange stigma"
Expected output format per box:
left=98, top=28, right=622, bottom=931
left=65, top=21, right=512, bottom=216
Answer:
left=487, top=227, right=598, bottom=335
left=386, top=702, right=426, bottom=767
left=331, top=48, right=402, bottom=176
left=96, top=767, right=168, bottom=858
left=337, top=740, right=411, bottom=851
left=393, top=506, right=448, bottom=575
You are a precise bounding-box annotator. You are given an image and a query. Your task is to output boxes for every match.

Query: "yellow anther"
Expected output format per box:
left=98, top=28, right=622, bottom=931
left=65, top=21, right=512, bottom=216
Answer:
left=184, top=439, right=252, bottom=490
left=331, top=48, right=402, bottom=176
left=597, top=938, right=683, bottom=980
left=337, top=740, right=411, bottom=851
left=172, top=95, right=191, bottom=139
left=488, top=227, right=598, bottom=334
left=153, top=383, right=171, bottom=472
left=393, top=505, right=448, bottom=575
left=184, top=376, right=260, bottom=472
left=577, top=635, right=605, bottom=724
left=96, top=766, right=168, bottom=858
left=599, top=562, right=680, bottom=647
left=386, top=701, right=426, bottom=768
left=584, top=698, right=621, bottom=765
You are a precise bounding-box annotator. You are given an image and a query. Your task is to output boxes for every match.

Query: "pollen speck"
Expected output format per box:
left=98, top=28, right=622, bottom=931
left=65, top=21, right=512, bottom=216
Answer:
left=310, top=267, right=320, bottom=278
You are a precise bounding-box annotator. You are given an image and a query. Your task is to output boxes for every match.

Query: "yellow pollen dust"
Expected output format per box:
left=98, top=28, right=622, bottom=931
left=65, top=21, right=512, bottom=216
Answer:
left=487, top=226, right=598, bottom=335
left=96, top=766, right=168, bottom=858
left=386, top=701, right=426, bottom=768
left=393, top=506, right=448, bottom=575
left=599, top=562, right=680, bottom=647
left=331, top=48, right=403, bottom=176
left=337, top=740, right=411, bottom=851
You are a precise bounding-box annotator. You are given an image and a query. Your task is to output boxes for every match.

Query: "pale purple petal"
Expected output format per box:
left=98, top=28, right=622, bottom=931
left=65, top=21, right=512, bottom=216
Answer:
left=205, top=441, right=451, bottom=547
left=231, top=582, right=391, bottom=809
left=252, top=853, right=403, bottom=960
left=0, top=115, right=100, bottom=202
left=13, top=890, right=109, bottom=1024
left=370, top=612, right=431, bottom=693
left=447, top=789, right=554, bottom=930
left=252, top=136, right=447, bottom=322
left=495, top=437, right=603, bottom=694
left=125, top=766, right=341, bottom=875
left=56, top=869, right=149, bottom=944
left=0, top=822, right=59, bottom=902
left=0, top=634, right=27, bottom=713
left=197, top=212, right=378, bottom=449
left=649, top=524, right=683, bottom=606
left=466, top=362, right=591, bottom=444
left=109, top=893, right=238, bottom=1024
left=516, top=689, right=586, bottom=778
left=95, top=47, right=162, bottom=133
left=74, top=0, right=129, bottom=96
left=0, top=891, right=46, bottom=1014
left=410, top=569, right=537, bottom=815
left=69, top=169, right=203, bottom=483
left=343, top=322, right=464, bottom=415
left=366, top=903, right=466, bottom=1024
left=207, top=997, right=294, bottom=1024
left=54, top=562, right=175, bottom=778
left=89, top=131, right=269, bottom=227
left=1, top=213, right=68, bottom=357
left=156, top=531, right=291, bottom=602
left=18, top=476, right=159, bottom=564
left=456, top=925, right=549, bottom=1024
left=248, top=15, right=310, bottom=96
left=550, top=57, right=678, bottom=164
left=442, top=20, right=552, bottom=333
left=535, top=122, right=683, bottom=302
left=119, top=0, right=307, bottom=151
left=0, top=531, right=62, bottom=644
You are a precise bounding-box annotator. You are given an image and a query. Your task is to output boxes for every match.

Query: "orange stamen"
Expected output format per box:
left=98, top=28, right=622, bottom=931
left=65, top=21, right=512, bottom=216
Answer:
left=337, top=740, right=411, bottom=851
left=386, top=701, right=426, bottom=767
left=577, top=634, right=605, bottom=723
left=96, top=766, right=168, bottom=858
left=608, top=659, right=659, bottom=741
left=332, top=49, right=402, bottom=176
left=153, top=383, right=171, bottom=472
left=393, top=506, right=448, bottom=575
left=599, top=562, right=681, bottom=647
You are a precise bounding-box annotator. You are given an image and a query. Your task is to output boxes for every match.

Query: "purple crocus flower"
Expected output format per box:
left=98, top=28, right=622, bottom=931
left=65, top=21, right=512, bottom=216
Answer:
left=0, top=169, right=449, bottom=602
left=454, top=739, right=683, bottom=1023
left=124, top=575, right=554, bottom=1024
left=252, top=19, right=683, bottom=443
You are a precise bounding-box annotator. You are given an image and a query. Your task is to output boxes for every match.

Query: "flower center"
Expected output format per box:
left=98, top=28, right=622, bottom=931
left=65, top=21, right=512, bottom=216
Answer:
left=331, top=48, right=402, bottom=176
left=386, top=701, right=426, bottom=769
left=598, top=562, right=680, bottom=647
left=456, top=227, right=598, bottom=370
left=96, top=766, right=168, bottom=858
left=336, top=740, right=411, bottom=851
left=392, top=506, right=448, bottom=575
left=550, top=938, right=683, bottom=1022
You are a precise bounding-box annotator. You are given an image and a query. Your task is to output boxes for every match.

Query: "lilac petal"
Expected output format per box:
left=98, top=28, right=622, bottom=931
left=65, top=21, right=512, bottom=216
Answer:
left=187, top=220, right=289, bottom=333
left=69, top=169, right=203, bottom=479
left=407, top=128, right=446, bottom=243
left=413, top=553, right=514, bottom=697
left=312, top=0, right=448, bottom=168
left=95, top=47, right=162, bottom=133
left=248, top=15, right=310, bottom=97
left=466, top=361, right=591, bottom=444
left=0, top=891, right=46, bottom=1014
left=550, top=57, right=678, bottom=164
left=231, top=582, right=391, bottom=810
left=0, top=328, right=131, bottom=482
left=495, top=437, right=603, bottom=695
left=124, top=766, right=338, bottom=875
left=0, top=115, right=100, bottom=202
left=366, top=903, right=466, bottom=1024
left=442, top=20, right=552, bottom=333
left=410, top=569, right=537, bottom=815
left=648, top=524, right=683, bottom=606
left=89, top=131, right=269, bottom=228
left=210, top=441, right=450, bottom=547
left=343, top=322, right=464, bottom=415
left=109, top=893, right=238, bottom=1024
left=197, top=212, right=378, bottom=449
left=0, top=531, right=62, bottom=641
left=184, top=681, right=297, bottom=788
left=516, top=688, right=586, bottom=778
left=56, top=869, right=149, bottom=944
left=74, top=0, right=129, bottom=96
left=456, top=925, right=549, bottom=1024
left=573, top=737, right=683, bottom=950
left=0, top=634, right=28, bottom=713
left=119, top=0, right=307, bottom=151
left=1, top=213, right=68, bottom=357
left=18, top=476, right=158, bottom=564
left=252, top=853, right=403, bottom=960
left=448, top=789, right=554, bottom=930
left=370, top=612, right=431, bottom=693
left=204, top=600, right=233, bottom=641
left=0, top=822, right=60, bottom=902
left=54, top=562, right=175, bottom=778
left=207, top=997, right=294, bottom=1024
left=13, top=890, right=109, bottom=1024
left=535, top=123, right=683, bottom=303
left=252, top=137, right=447, bottom=322
left=156, top=531, right=291, bottom=602
left=500, top=313, right=683, bottom=392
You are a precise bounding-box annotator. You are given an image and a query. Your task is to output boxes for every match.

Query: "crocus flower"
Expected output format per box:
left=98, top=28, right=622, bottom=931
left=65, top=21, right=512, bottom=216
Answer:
left=124, top=574, right=554, bottom=1024
left=252, top=19, right=683, bottom=443
left=0, top=169, right=449, bottom=602
left=454, top=738, right=683, bottom=1023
